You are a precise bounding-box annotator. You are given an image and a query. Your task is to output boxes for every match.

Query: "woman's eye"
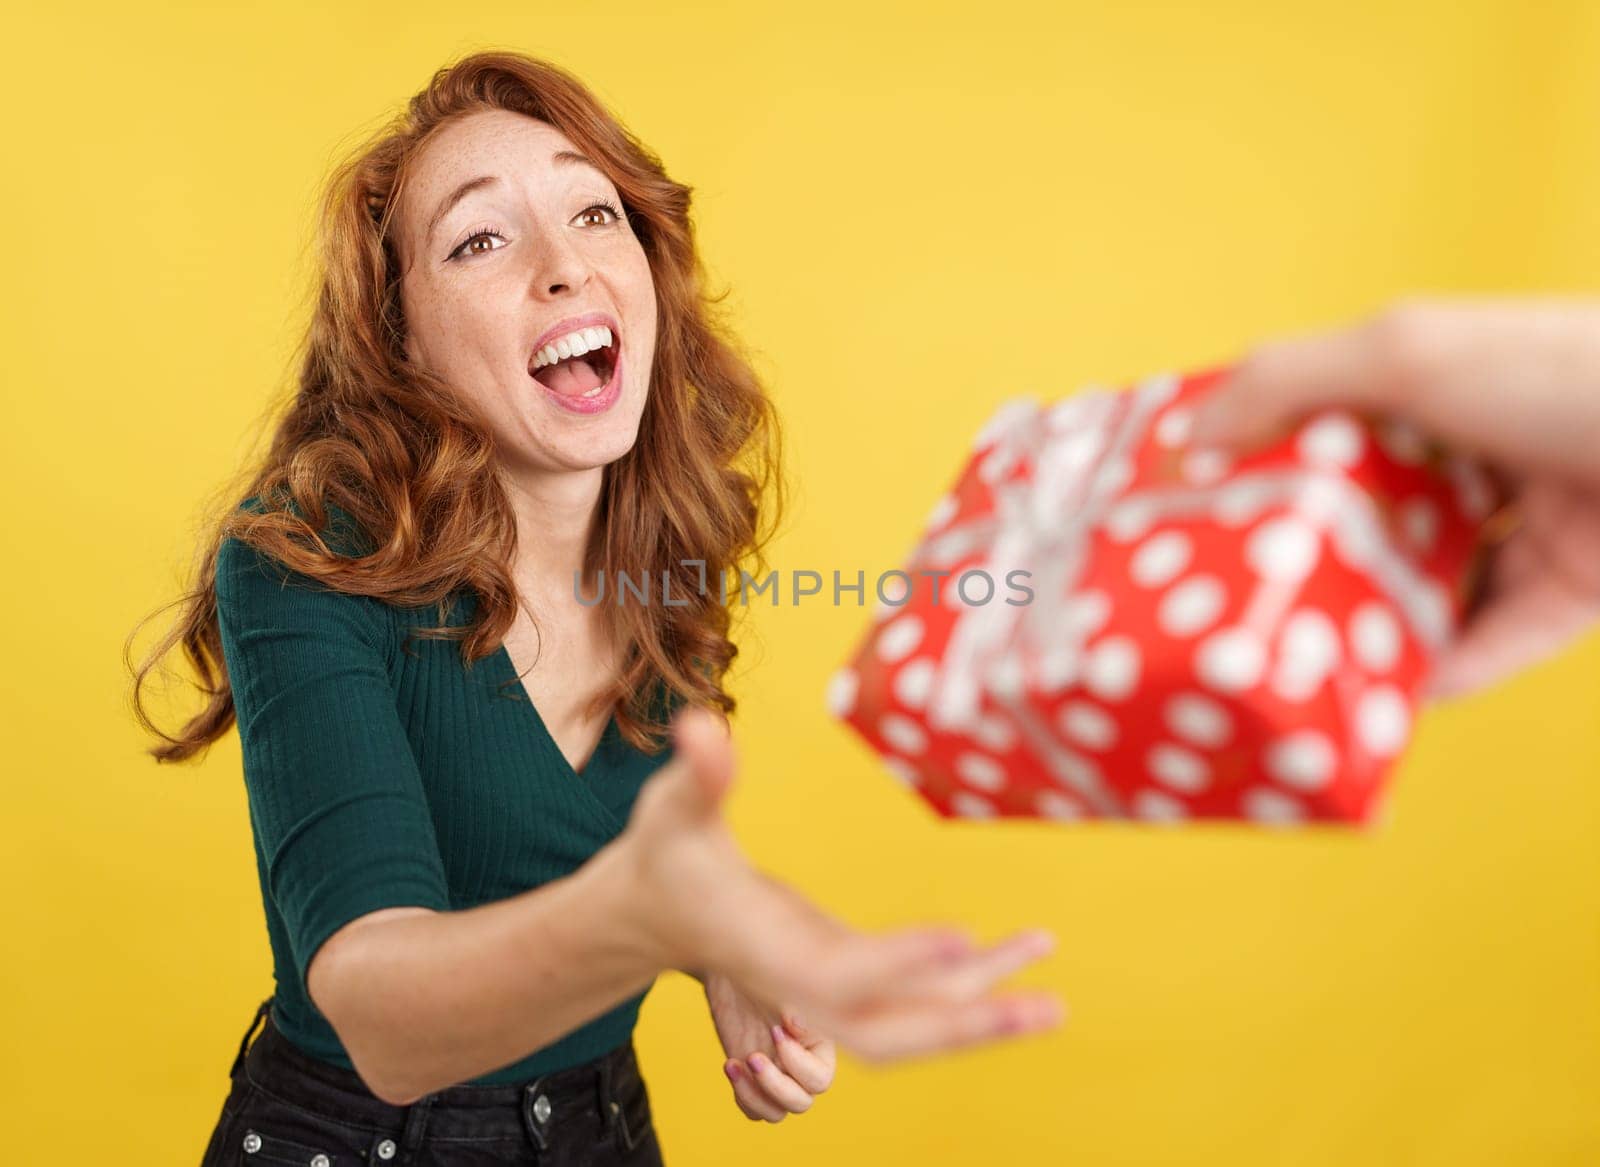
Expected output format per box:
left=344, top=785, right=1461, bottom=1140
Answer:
left=577, top=200, right=624, bottom=227
left=449, top=230, right=507, bottom=261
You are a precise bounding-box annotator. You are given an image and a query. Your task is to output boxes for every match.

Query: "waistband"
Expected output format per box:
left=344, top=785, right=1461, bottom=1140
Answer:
left=231, top=997, right=643, bottom=1149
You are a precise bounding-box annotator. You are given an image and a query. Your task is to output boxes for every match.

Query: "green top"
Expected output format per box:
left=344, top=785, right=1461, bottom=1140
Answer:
left=213, top=500, right=677, bottom=1085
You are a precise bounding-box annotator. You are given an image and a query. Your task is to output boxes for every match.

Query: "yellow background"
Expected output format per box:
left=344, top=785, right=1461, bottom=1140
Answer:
left=4, top=1, right=1597, bottom=1162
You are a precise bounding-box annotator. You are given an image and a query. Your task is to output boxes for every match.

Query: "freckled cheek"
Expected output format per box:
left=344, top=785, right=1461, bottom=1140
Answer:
left=429, top=307, right=515, bottom=380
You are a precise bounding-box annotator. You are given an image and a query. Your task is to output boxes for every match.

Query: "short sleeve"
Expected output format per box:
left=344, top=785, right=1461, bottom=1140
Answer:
left=215, top=533, right=452, bottom=1000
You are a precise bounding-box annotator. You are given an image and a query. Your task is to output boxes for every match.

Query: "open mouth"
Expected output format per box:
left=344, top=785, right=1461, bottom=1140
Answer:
left=529, top=325, right=619, bottom=399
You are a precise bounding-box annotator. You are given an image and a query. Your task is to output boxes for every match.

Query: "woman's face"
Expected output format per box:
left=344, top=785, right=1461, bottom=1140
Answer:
left=395, top=110, right=657, bottom=479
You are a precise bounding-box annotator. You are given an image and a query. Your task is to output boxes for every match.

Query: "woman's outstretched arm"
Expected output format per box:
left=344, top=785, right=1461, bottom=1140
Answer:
left=310, top=707, right=1061, bottom=1105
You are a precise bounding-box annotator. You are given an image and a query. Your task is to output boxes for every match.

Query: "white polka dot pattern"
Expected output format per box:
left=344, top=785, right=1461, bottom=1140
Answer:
left=1196, top=627, right=1267, bottom=692
left=1155, top=407, right=1193, bottom=447
left=1084, top=637, right=1142, bottom=701
left=1059, top=701, right=1118, bottom=750
left=1272, top=609, right=1341, bottom=702
left=1147, top=743, right=1210, bottom=792
left=1298, top=413, right=1365, bottom=467
left=1131, top=531, right=1193, bottom=587
left=892, top=658, right=937, bottom=708
left=1035, top=791, right=1083, bottom=820
left=1242, top=787, right=1304, bottom=825
left=1355, top=686, right=1410, bottom=755
left=1265, top=731, right=1337, bottom=791
left=876, top=615, right=924, bottom=663
left=880, top=714, right=928, bottom=756
left=1182, top=448, right=1231, bottom=485
left=1067, top=591, right=1112, bottom=637
left=1247, top=517, right=1319, bottom=580
left=826, top=668, right=859, bottom=717
left=1134, top=790, right=1186, bottom=823
left=956, top=751, right=1007, bottom=791
left=1349, top=603, right=1401, bottom=672
left=1158, top=575, right=1226, bottom=638
left=951, top=791, right=998, bottom=818
left=1165, top=693, right=1233, bottom=748
left=1106, top=500, right=1156, bottom=542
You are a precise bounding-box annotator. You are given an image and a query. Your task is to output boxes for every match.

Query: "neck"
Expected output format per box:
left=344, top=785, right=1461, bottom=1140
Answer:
left=499, top=464, right=605, bottom=602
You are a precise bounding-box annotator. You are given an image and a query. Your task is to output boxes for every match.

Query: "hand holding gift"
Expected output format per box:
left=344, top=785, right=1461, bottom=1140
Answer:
left=828, top=299, right=1600, bottom=827
left=1190, top=299, right=1600, bottom=700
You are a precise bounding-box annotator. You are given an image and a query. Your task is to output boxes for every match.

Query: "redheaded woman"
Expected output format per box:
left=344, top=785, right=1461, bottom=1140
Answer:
left=131, top=50, right=1060, bottom=1166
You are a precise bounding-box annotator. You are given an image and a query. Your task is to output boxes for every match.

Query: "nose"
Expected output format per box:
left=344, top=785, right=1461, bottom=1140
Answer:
left=525, top=217, right=593, bottom=298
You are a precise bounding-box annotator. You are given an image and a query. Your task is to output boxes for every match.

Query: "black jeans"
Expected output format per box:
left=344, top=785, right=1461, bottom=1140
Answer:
left=198, top=997, right=666, bottom=1165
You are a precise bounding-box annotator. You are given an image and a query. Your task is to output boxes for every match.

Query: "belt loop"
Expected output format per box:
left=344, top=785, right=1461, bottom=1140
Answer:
left=229, top=997, right=273, bottom=1080
left=602, top=1047, right=637, bottom=1150
left=400, top=1092, right=434, bottom=1157
left=597, top=1054, right=615, bottom=1139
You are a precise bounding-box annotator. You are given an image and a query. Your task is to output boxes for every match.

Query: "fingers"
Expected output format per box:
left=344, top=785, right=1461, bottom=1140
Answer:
left=744, top=1050, right=815, bottom=1113
left=772, top=925, right=1065, bottom=1066
left=769, top=1020, right=835, bottom=1094
left=723, top=1059, right=790, bottom=1122
left=804, top=925, right=978, bottom=1006
left=721, top=1020, right=835, bottom=1122
left=832, top=990, right=1066, bottom=1066
left=1190, top=318, right=1406, bottom=450
left=1427, top=578, right=1596, bottom=698
left=890, top=928, right=1056, bottom=1006
left=748, top=919, right=1064, bottom=1061
left=1425, top=524, right=1600, bottom=700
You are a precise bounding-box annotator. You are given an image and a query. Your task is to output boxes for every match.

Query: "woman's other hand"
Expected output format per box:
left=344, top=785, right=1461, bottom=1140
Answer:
left=703, top=970, right=836, bottom=1122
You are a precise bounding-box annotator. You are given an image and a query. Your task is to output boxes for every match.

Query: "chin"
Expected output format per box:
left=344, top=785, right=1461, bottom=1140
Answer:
left=513, top=420, right=643, bottom=475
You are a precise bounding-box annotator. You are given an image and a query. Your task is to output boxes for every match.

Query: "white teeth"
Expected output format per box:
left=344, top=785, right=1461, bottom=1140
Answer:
left=531, top=324, right=613, bottom=371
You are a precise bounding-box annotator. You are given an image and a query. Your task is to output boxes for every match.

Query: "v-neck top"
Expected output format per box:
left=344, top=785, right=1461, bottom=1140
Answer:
left=213, top=499, right=679, bottom=1085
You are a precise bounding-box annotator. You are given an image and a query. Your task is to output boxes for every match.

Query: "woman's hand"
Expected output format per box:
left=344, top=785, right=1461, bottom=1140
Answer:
left=701, top=970, right=836, bottom=1122
left=613, top=707, right=1064, bottom=1066
left=1191, top=297, right=1600, bottom=698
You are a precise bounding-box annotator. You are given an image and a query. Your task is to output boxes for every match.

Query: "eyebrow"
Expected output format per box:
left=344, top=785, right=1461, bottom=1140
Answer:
left=423, top=151, right=608, bottom=247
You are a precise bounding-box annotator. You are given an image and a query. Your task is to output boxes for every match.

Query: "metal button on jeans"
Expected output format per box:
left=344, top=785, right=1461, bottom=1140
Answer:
left=310, top=1156, right=331, bottom=1167
left=533, top=1093, right=552, bottom=1123
left=242, top=1130, right=262, bottom=1153
left=376, top=1137, right=397, bottom=1160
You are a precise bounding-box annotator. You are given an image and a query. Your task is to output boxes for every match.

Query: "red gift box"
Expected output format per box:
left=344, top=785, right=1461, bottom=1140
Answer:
left=829, top=365, right=1500, bottom=826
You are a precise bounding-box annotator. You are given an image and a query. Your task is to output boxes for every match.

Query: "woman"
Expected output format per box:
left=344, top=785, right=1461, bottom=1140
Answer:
left=129, top=50, right=1062, bottom=1165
